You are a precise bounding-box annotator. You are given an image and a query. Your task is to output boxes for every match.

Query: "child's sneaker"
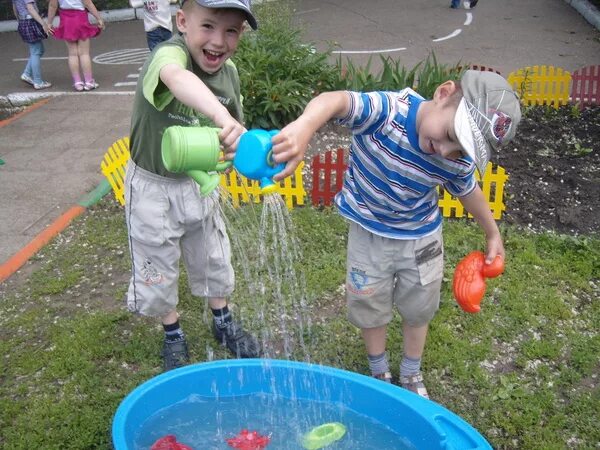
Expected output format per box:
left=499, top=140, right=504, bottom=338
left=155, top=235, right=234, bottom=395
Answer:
left=73, top=81, right=85, bottom=92
left=162, top=338, right=190, bottom=371
left=212, top=320, right=260, bottom=358
left=33, top=81, right=52, bottom=90
left=21, top=73, right=34, bottom=85
left=399, top=372, right=430, bottom=399
left=84, top=80, right=99, bottom=91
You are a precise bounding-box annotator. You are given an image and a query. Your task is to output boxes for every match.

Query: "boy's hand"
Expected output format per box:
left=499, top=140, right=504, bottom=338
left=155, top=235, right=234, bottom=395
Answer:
left=271, top=119, right=312, bottom=180
left=215, top=113, right=246, bottom=159
left=484, top=232, right=505, bottom=264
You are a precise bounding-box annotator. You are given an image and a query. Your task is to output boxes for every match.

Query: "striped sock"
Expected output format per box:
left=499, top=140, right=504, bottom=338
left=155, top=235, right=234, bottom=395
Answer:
left=367, top=352, right=390, bottom=376
left=163, top=320, right=185, bottom=343
left=212, top=306, right=232, bottom=329
left=400, top=354, right=422, bottom=377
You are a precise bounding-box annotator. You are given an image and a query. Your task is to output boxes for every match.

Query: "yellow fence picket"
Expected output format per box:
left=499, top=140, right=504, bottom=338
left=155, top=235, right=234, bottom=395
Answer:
left=438, top=163, right=508, bottom=219
left=100, top=137, right=130, bottom=206
left=220, top=162, right=306, bottom=209
left=507, top=65, right=571, bottom=108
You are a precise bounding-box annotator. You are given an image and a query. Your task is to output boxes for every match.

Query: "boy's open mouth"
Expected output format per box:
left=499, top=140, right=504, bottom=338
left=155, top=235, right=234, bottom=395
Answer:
left=203, top=49, right=224, bottom=63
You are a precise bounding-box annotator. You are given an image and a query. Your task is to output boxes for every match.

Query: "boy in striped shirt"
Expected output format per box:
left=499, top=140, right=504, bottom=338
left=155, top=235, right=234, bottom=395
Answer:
left=271, top=70, right=521, bottom=398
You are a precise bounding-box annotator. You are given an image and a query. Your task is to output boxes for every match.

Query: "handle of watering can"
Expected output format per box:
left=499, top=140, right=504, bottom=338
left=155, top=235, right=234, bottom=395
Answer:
left=266, top=129, right=285, bottom=175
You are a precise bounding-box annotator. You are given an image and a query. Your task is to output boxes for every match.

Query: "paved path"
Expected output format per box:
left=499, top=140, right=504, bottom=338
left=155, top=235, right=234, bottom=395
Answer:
left=0, top=0, right=599, bottom=272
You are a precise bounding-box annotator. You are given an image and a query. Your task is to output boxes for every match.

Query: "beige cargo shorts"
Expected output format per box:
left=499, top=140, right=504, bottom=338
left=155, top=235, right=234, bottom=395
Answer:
left=346, top=222, right=443, bottom=328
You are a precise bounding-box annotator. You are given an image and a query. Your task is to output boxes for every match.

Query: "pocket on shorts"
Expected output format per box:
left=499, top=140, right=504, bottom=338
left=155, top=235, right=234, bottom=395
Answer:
left=415, top=238, right=444, bottom=286
left=213, top=212, right=231, bottom=254
left=128, top=181, right=170, bottom=246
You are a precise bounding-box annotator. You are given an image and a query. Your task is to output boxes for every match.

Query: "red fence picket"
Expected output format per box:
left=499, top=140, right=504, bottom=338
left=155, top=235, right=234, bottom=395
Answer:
left=311, top=148, right=347, bottom=207
left=571, top=65, right=600, bottom=109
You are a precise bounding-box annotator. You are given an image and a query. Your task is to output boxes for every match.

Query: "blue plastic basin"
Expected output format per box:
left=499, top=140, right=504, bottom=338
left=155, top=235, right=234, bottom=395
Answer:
left=112, top=359, right=491, bottom=449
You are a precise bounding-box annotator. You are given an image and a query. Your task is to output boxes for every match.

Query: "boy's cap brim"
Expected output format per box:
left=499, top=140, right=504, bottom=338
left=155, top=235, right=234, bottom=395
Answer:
left=193, top=0, right=258, bottom=29
left=454, top=70, right=521, bottom=175
left=454, top=97, right=489, bottom=174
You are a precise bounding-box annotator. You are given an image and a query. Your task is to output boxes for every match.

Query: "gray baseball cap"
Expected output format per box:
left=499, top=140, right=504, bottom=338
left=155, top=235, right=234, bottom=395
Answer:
left=192, top=0, right=258, bottom=30
left=454, top=70, right=521, bottom=174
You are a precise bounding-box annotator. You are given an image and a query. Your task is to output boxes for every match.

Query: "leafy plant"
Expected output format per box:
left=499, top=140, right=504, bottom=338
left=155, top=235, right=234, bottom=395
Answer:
left=234, top=3, right=340, bottom=129
left=235, top=3, right=466, bottom=129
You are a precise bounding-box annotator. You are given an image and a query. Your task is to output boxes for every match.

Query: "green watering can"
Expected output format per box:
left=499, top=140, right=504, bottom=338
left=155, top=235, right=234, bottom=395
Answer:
left=161, top=126, right=232, bottom=195
left=162, top=125, right=285, bottom=196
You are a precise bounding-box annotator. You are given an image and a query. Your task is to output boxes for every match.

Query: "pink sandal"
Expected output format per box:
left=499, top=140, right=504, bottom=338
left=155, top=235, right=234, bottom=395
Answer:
left=84, top=80, right=99, bottom=91
left=73, top=81, right=84, bottom=92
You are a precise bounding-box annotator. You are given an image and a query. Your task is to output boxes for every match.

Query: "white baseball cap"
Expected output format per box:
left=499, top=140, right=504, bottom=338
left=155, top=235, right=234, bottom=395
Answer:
left=454, top=70, right=521, bottom=174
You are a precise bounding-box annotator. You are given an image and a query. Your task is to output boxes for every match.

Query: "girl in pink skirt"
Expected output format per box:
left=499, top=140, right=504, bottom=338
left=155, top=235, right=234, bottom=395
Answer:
left=47, top=0, right=105, bottom=91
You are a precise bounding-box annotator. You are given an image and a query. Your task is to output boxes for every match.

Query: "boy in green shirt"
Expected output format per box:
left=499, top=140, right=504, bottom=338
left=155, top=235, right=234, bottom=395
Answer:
left=126, top=0, right=260, bottom=371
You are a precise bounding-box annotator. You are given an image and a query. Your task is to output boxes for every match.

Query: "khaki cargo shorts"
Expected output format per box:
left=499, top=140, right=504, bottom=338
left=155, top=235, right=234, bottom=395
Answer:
left=346, top=222, right=443, bottom=328
left=124, top=162, right=234, bottom=317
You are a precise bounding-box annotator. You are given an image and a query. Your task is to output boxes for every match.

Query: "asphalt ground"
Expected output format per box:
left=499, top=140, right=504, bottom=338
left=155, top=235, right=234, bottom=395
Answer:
left=0, top=0, right=599, bottom=276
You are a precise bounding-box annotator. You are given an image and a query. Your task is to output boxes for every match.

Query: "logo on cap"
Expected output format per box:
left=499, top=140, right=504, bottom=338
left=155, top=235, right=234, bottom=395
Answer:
left=490, top=111, right=512, bottom=144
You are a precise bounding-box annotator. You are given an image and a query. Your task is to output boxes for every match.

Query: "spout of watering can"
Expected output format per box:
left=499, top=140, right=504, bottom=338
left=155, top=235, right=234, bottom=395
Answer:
left=185, top=169, right=223, bottom=196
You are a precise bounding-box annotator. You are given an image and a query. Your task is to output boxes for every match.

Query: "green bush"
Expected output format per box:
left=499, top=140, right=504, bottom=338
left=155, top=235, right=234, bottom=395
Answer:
left=234, top=2, right=463, bottom=129
left=234, top=3, right=340, bottom=129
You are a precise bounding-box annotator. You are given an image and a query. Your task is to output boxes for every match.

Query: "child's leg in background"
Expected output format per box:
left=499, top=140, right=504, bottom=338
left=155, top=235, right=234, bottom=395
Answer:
left=25, top=41, right=45, bottom=84
left=65, top=40, right=82, bottom=85
left=76, top=39, right=95, bottom=84
left=146, top=27, right=173, bottom=51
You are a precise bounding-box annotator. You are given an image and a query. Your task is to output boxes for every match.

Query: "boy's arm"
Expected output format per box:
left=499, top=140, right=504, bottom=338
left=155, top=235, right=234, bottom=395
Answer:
left=272, top=91, right=350, bottom=180
left=459, top=185, right=505, bottom=263
left=160, top=63, right=246, bottom=154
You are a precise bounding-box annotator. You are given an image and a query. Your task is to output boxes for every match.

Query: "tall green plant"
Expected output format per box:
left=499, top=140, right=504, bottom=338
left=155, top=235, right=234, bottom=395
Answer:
left=334, top=52, right=463, bottom=99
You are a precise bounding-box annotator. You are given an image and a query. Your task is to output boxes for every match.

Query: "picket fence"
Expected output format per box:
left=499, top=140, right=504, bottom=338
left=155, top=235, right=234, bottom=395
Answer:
left=101, top=64, right=599, bottom=218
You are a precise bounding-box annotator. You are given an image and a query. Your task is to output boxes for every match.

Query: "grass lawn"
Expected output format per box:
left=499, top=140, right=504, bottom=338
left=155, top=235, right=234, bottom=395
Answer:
left=0, top=197, right=599, bottom=449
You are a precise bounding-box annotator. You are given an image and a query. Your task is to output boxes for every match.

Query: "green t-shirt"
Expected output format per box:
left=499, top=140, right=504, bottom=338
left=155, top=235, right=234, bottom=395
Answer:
left=129, top=34, right=244, bottom=178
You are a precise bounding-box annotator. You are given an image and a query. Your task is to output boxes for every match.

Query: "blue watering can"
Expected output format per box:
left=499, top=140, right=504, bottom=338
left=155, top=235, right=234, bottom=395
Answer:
left=233, top=129, right=285, bottom=194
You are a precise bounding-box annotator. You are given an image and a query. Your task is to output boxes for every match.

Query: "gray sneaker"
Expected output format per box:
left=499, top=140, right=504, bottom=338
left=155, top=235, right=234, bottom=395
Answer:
left=33, top=81, right=52, bottom=90
left=212, top=320, right=260, bottom=358
left=21, top=73, right=34, bottom=85
left=161, top=338, right=190, bottom=371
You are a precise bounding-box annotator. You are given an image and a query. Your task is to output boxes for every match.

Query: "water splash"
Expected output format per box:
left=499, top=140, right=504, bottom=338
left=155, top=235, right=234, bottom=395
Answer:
left=216, top=189, right=313, bottom=361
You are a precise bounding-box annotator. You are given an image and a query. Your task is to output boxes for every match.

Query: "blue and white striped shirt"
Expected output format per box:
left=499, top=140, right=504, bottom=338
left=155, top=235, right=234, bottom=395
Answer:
left=335, top=89, right=477, bottom=239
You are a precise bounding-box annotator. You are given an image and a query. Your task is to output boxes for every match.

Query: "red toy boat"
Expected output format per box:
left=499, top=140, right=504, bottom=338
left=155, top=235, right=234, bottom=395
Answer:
left=453, top=251, right=504, bottom=313
left=226, top=429, right=271, bottom=449
left=150, top=435, right=192, bottom=450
